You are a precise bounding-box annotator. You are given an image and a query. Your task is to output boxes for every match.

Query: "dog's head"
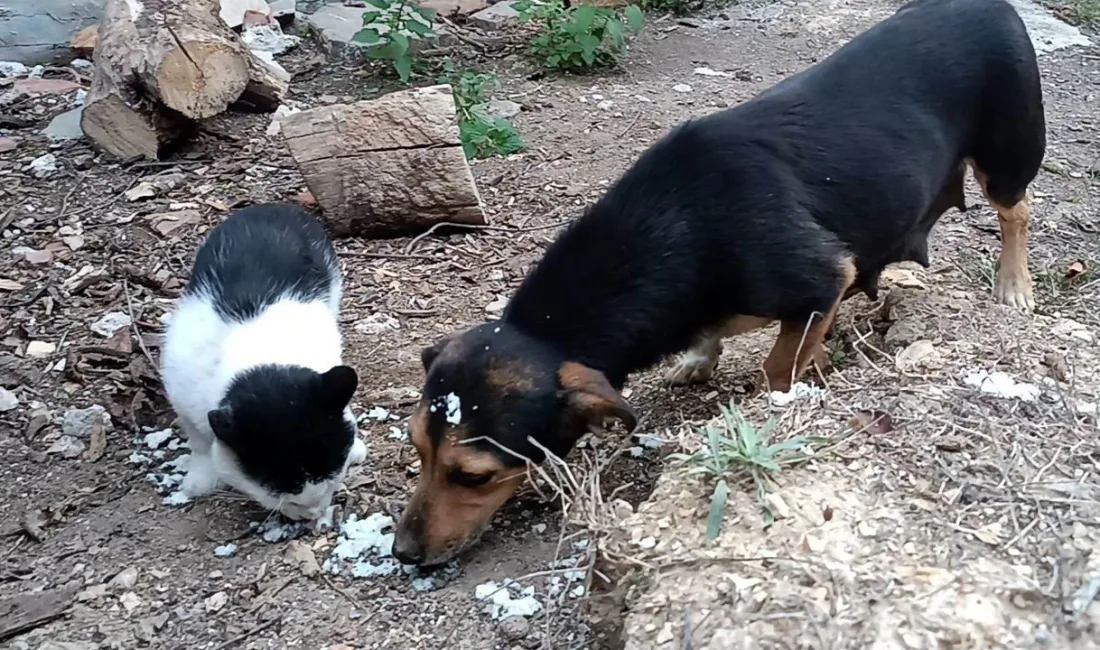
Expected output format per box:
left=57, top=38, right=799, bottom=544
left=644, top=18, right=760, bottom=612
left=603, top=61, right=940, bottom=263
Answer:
left=392, top=322, right=636, bottom=566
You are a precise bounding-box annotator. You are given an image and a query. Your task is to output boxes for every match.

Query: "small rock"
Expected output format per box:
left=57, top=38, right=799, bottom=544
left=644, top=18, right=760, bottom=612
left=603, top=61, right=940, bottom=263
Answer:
left=883, top=317, right=925, bottom=350
left=12, top=247, right=53, bottom=265
left=71, top=58, right=93, bottom=71
left=0, top=136, right=17, bottom=153
left=91, top=312, right=133, bottom=337
left=221, top=0, right=272, bottom=29
left=469, top=1, right=519, bottom=30
left=26, top=340, right=57, bottom=357
left=0, top=61, right=29, bottom=77
left=119, top=591, right=143, bottom=612
left=596, top=100, right=614, bottom=110
left=268, top=0, right=297, bottom=20
left=610, top=498, right=633, bottom=520
left=895, top=339, right=938, bottom=371
left=242, top=23, right=302, bottom=55
left=266, top=103, right=302, bottom=137
left=205, top=591, right=229, bottom=612
left=63, top=405, right=112, bottom=438
left=71, top=153, right=94, bottom=170
left=26, top=153, right=58, bottom=179
left=77, top=584, right=108, bottom=602
left=485, top=296, right=507, bottom=313
left=693, top=66, right=729, bottom=77
left=47, top=436, right=86, bottom=458
left=62, top=235, right=85, bottom=251
left=285, top=540, right=321, bottom=576
left=672, top=83, right=693, bottom=93
left=499, top=616, right=531, bottom=641
left=124, top=182, right=158, bottom=202
left=214, top=543, right=238, bottom=557
left=109, top=567, right=139, bottom=590
left=353, top=312, right=400, bottom=334
left=655, top=622, right=675, bottom=644
left=486, top=98, right=522, bottom=120
left=763, top=492, right=790, bottom=519
left=42, top=106, right=85, bottom=141
left=318, top=94, right=339, bottom=104
left=0, top=387, right=18, bottom=412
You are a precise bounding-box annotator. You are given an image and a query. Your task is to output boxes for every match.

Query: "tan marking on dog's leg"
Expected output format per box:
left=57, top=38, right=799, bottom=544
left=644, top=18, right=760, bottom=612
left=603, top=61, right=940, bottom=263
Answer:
left=760, top=259, right=855, bottom=392
left=664, top=316, right=774, bottom=386
left=969, top=162, right=1035, bottom=311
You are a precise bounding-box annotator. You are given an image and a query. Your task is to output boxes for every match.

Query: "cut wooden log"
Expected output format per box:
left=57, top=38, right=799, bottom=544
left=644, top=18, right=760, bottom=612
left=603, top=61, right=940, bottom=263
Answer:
left=282, top=85, right=486, bottom=238
left=81, top=0, right=288, bottom=158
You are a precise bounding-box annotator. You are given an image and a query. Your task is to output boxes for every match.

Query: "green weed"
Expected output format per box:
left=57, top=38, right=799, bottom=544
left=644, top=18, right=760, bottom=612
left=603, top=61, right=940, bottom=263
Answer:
left=514, top=0, right=644, bottom=72
left=352, top=0, right=437, bottom=83
left=440, top=64, right=525, bottom=160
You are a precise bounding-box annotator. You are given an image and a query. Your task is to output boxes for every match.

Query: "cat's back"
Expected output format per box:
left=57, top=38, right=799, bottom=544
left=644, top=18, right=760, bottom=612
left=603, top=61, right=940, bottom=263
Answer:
left=187, top=203, right=340, bottom=323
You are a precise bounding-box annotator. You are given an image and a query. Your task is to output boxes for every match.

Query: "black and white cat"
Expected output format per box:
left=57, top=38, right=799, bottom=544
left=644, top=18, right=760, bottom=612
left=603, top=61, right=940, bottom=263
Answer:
left=161, top=203, right=366, bottom=521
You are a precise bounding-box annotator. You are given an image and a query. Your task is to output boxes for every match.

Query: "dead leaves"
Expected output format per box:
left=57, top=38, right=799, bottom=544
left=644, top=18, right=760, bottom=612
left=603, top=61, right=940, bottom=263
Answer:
left=1065, top=259, right=1088, bottom=280
left=847, top=410, right=894, bottom=435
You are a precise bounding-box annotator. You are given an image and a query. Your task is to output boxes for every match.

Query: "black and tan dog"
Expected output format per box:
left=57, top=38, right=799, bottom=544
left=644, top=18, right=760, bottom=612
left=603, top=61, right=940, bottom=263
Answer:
left=391, top=0, right=1046, bottom=565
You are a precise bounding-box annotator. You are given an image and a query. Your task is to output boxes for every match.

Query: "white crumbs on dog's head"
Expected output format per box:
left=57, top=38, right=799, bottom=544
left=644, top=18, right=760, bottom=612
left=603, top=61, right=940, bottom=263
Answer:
left=444, top=392, right=461, bottom=425
left=428, top=392, right=463, bottom=425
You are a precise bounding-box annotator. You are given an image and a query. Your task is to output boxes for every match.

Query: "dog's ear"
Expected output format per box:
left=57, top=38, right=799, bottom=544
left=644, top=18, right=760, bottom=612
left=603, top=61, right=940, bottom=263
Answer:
left=558, top=362, right=637, bottom=435
left=420, top=336, right=452, bottom=374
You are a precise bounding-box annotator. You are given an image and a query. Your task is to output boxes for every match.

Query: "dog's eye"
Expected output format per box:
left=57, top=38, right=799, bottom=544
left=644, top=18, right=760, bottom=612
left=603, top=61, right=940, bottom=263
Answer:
left=448, top=469, right=495, bottom=488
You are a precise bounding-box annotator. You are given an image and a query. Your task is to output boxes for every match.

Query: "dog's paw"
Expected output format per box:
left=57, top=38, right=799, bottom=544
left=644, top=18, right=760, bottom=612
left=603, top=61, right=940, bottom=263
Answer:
left=181, top=458, right=218, bottom=497
left=348, top=436, right=367, bottom=466
left=994, top=271, right=1035, bottom=311
left=664, top=352, right=718, bottom=386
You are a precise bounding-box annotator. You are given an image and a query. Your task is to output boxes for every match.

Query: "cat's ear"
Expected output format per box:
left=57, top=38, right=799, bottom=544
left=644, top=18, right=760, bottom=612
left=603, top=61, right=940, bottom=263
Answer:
left=208, top=406, right=236, bottom=443
left=318, top=365, right=358, bottom=409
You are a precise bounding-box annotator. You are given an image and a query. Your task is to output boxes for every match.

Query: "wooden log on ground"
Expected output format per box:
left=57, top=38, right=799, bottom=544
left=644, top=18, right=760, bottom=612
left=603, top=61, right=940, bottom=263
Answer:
left=281, top=84, right=486, bottom=238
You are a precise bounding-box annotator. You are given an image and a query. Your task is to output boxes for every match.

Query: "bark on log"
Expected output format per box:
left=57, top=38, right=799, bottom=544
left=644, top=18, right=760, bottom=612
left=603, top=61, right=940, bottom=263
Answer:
left=81, top=0, right=288, bottom=158
left=281, top=84, right=486, bottom=238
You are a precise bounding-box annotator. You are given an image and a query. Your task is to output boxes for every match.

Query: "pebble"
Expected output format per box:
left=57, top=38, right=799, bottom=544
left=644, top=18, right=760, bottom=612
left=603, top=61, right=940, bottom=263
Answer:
left=47, top=435, right=86, bottom=458
left=26, top=153, right=58, bottom=178
left=91, top=311, right=133, bottom=337
left=672, top=83, right=693, bottom=93
left=109, top=567, right=139, bottom=589
left=63, top=405, right=112, bottom=438
left=499, top=616, right=531, bottom=641
left=0, top=387, right=18, bottom=412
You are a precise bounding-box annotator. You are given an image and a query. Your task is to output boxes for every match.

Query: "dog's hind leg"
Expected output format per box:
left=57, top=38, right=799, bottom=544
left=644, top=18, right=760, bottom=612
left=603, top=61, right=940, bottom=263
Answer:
left=664, top=316, right=774, bottom=386
left=761, top=257, right=856, bottom=393
left=971, top=163, right=1037, bottom=310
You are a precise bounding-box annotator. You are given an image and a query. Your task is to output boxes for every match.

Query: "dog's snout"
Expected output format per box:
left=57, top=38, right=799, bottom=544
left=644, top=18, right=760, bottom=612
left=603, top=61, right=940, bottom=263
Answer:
left=392, top=533, right=425, bottom=565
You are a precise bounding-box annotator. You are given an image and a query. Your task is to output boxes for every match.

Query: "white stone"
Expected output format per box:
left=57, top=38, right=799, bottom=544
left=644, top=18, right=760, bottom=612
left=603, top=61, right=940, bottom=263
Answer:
left=90, top=311, right=132, bottom=337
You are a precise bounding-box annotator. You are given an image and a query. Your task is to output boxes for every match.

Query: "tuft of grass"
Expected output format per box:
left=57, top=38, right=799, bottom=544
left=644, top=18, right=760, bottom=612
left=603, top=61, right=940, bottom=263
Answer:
left=438, top=64, right=525, bottom=160
left=1064, top=0, right=1100, bottom=27
left=514, top=0, right=644, bottom=73
left=668, top=400, right=832, bottom=541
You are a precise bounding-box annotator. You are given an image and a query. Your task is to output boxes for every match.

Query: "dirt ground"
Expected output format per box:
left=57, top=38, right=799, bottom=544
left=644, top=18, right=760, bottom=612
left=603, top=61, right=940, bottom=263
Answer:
left=1, top=0, right=1097, bottom=649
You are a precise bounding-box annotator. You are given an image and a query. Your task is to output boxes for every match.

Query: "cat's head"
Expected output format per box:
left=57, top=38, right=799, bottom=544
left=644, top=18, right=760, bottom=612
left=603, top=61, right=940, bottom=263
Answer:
left=207, top=364, right=360, bottom=521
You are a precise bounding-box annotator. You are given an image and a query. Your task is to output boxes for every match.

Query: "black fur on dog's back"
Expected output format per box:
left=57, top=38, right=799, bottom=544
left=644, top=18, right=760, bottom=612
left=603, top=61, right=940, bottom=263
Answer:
left=507, top=0, right=1044, bottom=385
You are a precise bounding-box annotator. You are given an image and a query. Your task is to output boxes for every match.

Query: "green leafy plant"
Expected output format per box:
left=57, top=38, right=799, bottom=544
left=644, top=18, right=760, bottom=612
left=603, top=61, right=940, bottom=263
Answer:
left=513, top=0, right=644, bottom=72
left=352, top=0, right=437, bottom=82
left=440, top=64, right=525, bottom=160
left=669, top=401, right=829, bottom=541
left=639, top=0, right=697, bottom=16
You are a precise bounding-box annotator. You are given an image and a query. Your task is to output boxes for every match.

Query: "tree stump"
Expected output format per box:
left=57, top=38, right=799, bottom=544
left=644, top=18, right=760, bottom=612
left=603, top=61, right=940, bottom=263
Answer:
left=281, top=84, right=487, bottom=238
left=81, top=0, right=288, bottom=159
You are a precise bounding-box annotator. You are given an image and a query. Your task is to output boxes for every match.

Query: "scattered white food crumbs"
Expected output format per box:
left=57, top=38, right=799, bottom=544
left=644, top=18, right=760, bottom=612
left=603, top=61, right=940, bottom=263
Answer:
left=964, top=370, right=1041, bottom=402
left=350, top=559, right=401, bottom=577
left=638, top=536, right=656, bottom=549
left=144, top=429, right=175, bottom=449
left=214, top=544, right=238, bottom=557
left=634, top=433, right=663, bottom=449
left=260, top=522, right=301, bottom=543
left=769, top=382, right=826, bottom=406
left=128, top=452, right=152, bottom=465
left=493, top=327, right=501, bottom=333
left=693, top=66, right=729, bottom=77
left=548, top=577, right=564, bottom=596
left=162, top=491, right=191, bottom=506
left=1076, top=401, right=1097, bottom=416
left=330, top=513, right=396, bottom=562
left=388, top=426, right=407, bottom=441
left=411, top=577, right=436, bottom=592
left=573, top=539, right=589, bottom=551
left=570, top=585, right=586, bottom=598
left=167, top=438, right=188, bottom=451
left=532, top=523, right=547, bottom=534
left=629, top=446, right=644, bottom=457
left=474, top=581, right=542, bottom=620
left=366, top=406, right=391, bottom=421
left=444, top=392, right=462, bottom=425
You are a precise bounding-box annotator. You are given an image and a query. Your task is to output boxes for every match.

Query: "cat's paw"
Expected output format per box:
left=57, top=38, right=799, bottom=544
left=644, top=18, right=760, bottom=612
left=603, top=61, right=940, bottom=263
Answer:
left=348, top=437, right=367, bottom=465
left=181, top=460, right=219, bottom=497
